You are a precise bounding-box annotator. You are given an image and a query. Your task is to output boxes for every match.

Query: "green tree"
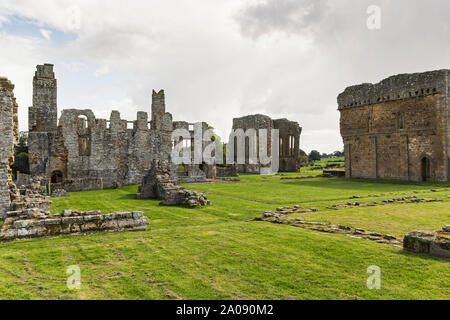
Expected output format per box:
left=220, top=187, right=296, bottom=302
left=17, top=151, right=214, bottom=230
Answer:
left=299, top=149, right=309, bottom=166
left=12, top=132, right=30, bottom=177
left=309, top=150, right=321, bottom=162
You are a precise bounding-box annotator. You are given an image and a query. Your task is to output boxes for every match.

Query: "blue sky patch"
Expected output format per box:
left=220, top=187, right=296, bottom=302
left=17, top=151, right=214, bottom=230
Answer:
left=0, top=14, right=77, bottom=47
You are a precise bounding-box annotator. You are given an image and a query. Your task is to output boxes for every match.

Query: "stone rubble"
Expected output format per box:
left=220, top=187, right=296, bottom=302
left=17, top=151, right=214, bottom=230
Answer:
left=328, top=196, right=443, bottom=210
left=349, top=189, right=450, bottom=199
left=50, top=189, right=70, bottom=198
left=266, top=205, right=320, bottom=216
left=137, top=159, right=210, bottom=208
left=256, top=209, right=402, bottom=247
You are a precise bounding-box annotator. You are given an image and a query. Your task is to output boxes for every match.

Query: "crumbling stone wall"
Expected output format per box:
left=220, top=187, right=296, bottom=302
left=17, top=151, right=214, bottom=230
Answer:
left=172, top=121, right=216, bottom=183
left=0, top=78, right=19, bottom=218
left=338, top=70, right=450, bottom=181
left=28, top=64, right=208, bottom=191
left=137, top=159, right=210, bottom=207
left=273, top=119, right=302, bottom=172
left=28, top=64, right=58, bottom=178
left=232, top=114, right=301, bottom=173
left=0, top=77, right=51, bottom=219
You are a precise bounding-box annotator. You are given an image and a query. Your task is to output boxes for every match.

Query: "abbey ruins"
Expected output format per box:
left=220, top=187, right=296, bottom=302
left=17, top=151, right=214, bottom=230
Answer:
left=2, top=63, right=449, bottom=217
left=0, top=63, right=303, bottom=215
left=1, top=63, right=450, bottom=254
left=338, top=69, right=450, bottom=182
left=22, top=63, right=304, bottom=194
left=28, top=64, right=213, bottom=192
left=232, top=115, right=302, bottom=173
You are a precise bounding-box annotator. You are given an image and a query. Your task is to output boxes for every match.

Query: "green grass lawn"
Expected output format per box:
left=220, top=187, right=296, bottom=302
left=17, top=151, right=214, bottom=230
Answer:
left=303, top=157, right=345, bottom=172
left=0, top=176, right=448, bottom=300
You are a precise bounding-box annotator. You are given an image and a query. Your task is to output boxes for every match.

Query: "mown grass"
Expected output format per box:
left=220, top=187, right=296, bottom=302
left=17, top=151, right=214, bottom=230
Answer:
left=0, top=176, right=448, bottom=300
left=303, top=157, right=345, bottom=171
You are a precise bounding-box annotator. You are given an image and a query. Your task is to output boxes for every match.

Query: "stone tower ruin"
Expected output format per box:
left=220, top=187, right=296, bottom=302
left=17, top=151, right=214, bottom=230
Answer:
left=28, top=64, right=58, bottom=177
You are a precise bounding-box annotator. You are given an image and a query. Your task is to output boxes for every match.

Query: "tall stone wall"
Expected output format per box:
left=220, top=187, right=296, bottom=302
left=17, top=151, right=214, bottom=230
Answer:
left=28, top=64, right=58, bottom=178
left=56, top=108, right=170, bottom=189
left=172, top=121, right=216, bottom=183
left=232, top=114, right=273, bottom=174
left=27, top=64, right=211, bottom=191
left=30, top=64, right=57, bottom=132
left=273, top=119, right=302, bottom=172
left=338, top=70, right=450, bottom=181
left=232, top=114, right=301, bottom=173
left=0, top=78, right=19, bottom=217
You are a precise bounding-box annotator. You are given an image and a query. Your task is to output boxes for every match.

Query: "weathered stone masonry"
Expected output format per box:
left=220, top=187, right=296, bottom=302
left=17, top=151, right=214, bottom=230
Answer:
left=0, top=77, right=52, bottom=219
left=28, top=64, right=211, bottom=191
left=0, top=209, right=149, bottom=242
left=137, top=159, right=210, bottom=207
left=232, top=115, right=302, bottom=173
left=172, top=121, right=216, bottom=183
left=0, top=78, right=18, bottom=218
left=338, top=70, right=450, bottom=181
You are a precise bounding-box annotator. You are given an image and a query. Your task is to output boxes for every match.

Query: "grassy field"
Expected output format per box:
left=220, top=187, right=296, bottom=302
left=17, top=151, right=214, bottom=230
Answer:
left=0, top=175, right=448, bottom=300
left=303, top=157, right=345, bottom=172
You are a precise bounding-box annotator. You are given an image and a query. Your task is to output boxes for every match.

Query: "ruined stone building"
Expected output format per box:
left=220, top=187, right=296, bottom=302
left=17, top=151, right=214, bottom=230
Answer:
left=231, top=115, right=302, bottom=173
left=28, top=64, right=212, bottom=191
left=0, top=78, right=19, bottom=217
left=172, top=121, right=216, bottom=183
left=338, top=69, right=450, bottom=182
left=0, top=77, right=50, bottom=219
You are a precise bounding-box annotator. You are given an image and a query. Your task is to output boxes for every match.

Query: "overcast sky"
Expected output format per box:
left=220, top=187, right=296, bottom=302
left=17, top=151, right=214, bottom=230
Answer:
left=0, top=0, right=449, bottom=153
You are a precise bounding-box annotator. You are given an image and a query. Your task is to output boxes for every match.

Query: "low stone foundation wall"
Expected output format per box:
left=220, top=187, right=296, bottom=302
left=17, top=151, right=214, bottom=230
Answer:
left=280, top=173, right=332, bottom=180
left=216, top=165, right=238, bottom=177
left=403, top=227, right=450, bottom=258
left=327, top=196, right=442, bottom=210
left=0, top=208, right=149, bottom=242
left=256, top=208, right=401, bottom=247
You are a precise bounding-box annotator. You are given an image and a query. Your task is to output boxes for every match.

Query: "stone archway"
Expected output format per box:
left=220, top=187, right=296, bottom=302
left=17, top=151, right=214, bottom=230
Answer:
left=51, top=170, right=63, bottom=183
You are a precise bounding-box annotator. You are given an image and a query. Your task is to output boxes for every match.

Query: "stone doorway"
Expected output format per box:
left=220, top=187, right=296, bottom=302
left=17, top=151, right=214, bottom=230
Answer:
left=51, top=170, right=63, bottom=183
left=421, top=157, right=431, bottom=181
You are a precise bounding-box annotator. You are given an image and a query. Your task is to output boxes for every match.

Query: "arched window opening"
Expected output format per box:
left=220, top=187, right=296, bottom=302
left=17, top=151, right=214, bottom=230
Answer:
left=77, top=115, right=88, bottom=129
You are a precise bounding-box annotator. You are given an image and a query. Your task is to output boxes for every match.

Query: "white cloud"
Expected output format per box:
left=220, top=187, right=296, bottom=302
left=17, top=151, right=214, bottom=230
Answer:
left=39, top=28, right=52, bottom=40
left=0, top=15, right=8, bottom=27
left=93, top=64, right=109, bottom=77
